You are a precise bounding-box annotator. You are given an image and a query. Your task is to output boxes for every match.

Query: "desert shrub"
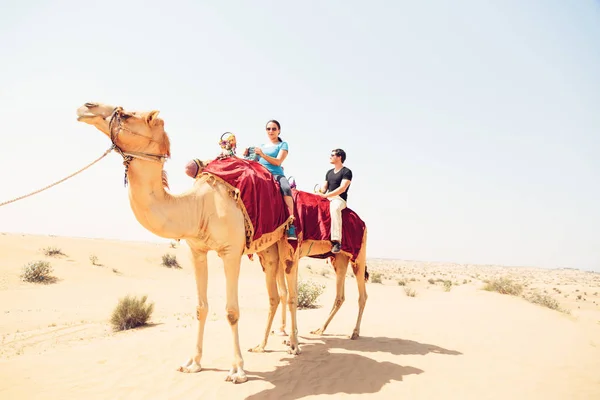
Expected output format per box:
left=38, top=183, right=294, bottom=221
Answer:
left=483, top=277, right=523, bottom=296
left=43, top=246, right=65, bottom=257
left=524, top=292, right=569, bottom=313
left=443, top=280, right=452, bottom=292
left=297, top=280, right=325, bottom=309
left=370, top=272, right=382, bottom=284
left=21, top=261, right=55, bottom=283
left=397, top=279, right=407, bottom=286
left=89, top=254, right=101, bottom=266
left=110, top=295, right=154, bottom=331
left=161, top=253, right=181, bottom=268
left=404, top=287, right=417, bottom=297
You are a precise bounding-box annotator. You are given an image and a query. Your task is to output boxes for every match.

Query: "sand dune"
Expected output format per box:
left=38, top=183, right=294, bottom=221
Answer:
left=1, top=232, right=599, bottom=399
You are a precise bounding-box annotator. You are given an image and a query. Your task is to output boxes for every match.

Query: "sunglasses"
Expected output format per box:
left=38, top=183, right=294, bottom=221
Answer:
left=266, top=127, right=278, bottom=131
left=330, top=153, right=339, bottom=157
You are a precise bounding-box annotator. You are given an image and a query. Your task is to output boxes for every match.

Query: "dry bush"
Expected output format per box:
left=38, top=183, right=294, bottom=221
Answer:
left=110, top=295, right=154, bottom=331
left=443, top=280, right=453, bottom=292
left=404, top=287, right=417, bottom=297
left=524, top=292, right=569, bottom=314
left=297, top=279, right=325, bottom=309
left=43, top=246, right=65, bottom=257
left=21, top=261, right=56, bottom=283
left=370, top=272, right=382, bottom=284
left=89, top=254, right=102, bottom=266
left=483, top=277, right=523, bottom=296
left=161, top=253, right=181, bottom=268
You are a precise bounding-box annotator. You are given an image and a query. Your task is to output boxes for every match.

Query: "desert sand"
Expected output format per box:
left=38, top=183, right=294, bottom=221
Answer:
left=1, top=232, right=599, bottom=400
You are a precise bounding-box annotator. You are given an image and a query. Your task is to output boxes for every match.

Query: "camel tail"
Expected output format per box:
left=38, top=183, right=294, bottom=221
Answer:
left=364, top=265, right=369, bottom=282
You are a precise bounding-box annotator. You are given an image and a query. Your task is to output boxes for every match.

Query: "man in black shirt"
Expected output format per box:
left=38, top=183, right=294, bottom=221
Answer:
left=317, top=148, right=352, bottom=253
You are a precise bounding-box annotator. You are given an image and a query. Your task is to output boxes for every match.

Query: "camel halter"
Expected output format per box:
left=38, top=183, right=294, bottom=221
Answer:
left=108, top=107, right=169, bottom=186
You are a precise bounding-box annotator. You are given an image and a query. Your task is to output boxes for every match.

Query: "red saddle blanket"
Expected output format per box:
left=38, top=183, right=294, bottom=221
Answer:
left=202, top=157, right=288, bottom=243
left=200, top=157, right=365, bottom=261
left=290, top=189, right=366, bottom=261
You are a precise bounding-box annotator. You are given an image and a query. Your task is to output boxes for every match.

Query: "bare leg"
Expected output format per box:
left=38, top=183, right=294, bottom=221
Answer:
left=311, top=253, right=349, bottom=336
left=249, top=244, right=280, bottom=352
left=283, top=196, right=295, bottom=221
left=221, top=252, right=247, bottom=383
left=178, top=250, right=208, bottom=373
left=274, top=262, right=288, bottom=336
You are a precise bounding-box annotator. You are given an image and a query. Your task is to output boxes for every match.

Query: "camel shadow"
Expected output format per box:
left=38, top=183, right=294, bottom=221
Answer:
left=245, top=336, right=461, bottom=400
left=305, top=334, right=463, bottom=356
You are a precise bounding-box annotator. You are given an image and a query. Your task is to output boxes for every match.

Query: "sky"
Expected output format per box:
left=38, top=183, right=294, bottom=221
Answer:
left=0, top=0, right=599, bottom=271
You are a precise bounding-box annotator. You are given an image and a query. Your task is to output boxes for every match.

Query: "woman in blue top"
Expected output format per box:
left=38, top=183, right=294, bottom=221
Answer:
left=253, top=119, right=298, bottom=241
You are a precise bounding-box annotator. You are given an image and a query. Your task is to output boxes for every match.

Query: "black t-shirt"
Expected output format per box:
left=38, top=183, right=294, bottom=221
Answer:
left=326, top=166, right=352, bottom=201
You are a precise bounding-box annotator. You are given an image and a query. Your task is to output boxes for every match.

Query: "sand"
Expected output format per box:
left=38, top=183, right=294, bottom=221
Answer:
left=1, top=232, right=599, bottom=399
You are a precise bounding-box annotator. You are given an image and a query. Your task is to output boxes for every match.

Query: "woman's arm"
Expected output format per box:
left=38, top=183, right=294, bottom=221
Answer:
left=255, top=148, right=288, bottom=166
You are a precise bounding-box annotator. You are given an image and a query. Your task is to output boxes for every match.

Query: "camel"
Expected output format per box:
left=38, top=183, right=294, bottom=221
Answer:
left=187, top=161, right=370, bottom=354
left=75, top=102, right=301, bottom=384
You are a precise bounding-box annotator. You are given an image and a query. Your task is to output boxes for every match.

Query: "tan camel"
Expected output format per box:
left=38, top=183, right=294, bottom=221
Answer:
left=75, top=102, right=301, bottom=384
left=249, top=233, right=369, bottom=353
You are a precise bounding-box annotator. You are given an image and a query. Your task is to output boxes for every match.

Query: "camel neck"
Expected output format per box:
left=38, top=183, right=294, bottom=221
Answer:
left=126, top=159, right=198, bottom=239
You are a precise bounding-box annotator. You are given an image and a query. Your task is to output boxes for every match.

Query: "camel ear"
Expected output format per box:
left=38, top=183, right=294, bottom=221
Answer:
left=145, top=110, right=160, bottom=126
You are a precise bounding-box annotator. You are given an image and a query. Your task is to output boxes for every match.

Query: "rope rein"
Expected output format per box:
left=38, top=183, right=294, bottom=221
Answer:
left=0, top=145, right=115, bottom=208
left=1, top=107, right=168, bottom=208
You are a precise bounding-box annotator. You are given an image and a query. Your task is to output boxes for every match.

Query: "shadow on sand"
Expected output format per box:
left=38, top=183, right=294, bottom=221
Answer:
left=245, top=335, right=462, bottom=400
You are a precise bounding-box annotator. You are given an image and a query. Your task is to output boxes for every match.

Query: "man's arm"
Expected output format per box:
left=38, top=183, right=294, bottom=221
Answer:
left=319, top=180, right=328, bottom=194
left=322, top=179, right=350, bottom=198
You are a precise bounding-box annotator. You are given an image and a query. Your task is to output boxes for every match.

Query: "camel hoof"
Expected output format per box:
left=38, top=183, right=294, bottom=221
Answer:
left=287, top=345, right=301, bottom=356
left=351, top=332, right=360, bottom=340
left=248, top=345, right=265, bottom=353
left=226, top=368, right=248, bottom=384
left=177, top=359, right=202, bottom=373
left=271, top=329, right=288, bottom=337
left=311, top=328, right=325, bottom=336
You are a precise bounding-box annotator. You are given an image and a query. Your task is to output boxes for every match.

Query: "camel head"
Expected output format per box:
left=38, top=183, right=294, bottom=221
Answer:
left=77, top=102, right=171, bottom=158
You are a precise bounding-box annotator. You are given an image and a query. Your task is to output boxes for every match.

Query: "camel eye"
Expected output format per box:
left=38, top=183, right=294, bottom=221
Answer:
left=120, top=113, right=131, bottom=120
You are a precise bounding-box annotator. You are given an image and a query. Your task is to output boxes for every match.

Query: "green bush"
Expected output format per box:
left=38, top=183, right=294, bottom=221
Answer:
left=161, top=253, right=181, bottom=268
left=21, top=261, right=55, bottom=283
left=483, top=277, right=523, bottom=296
left=297, top=280, right=325, bottom=309
left=110, top=295, right=155, bottom=331
left=370, top=272, right=382, bottom=284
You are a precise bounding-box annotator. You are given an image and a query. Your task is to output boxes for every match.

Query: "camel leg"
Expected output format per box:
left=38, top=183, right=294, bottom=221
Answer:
left=221, top=252, right=247, bottom=384
left=177, top=250, right=209, bottom=373
left=282, top=258, right=301, bottom=355
left=248, top=244, right=280, bottom=353
left=311, top=253, right=349, bottom=336
left=351, top=259, right=368, bottom=340
left=274, top=263, right=288, bottom=336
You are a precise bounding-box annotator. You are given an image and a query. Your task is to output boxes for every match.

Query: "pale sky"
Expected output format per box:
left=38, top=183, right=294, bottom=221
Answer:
left=1, top=0, right=598, bottom=271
